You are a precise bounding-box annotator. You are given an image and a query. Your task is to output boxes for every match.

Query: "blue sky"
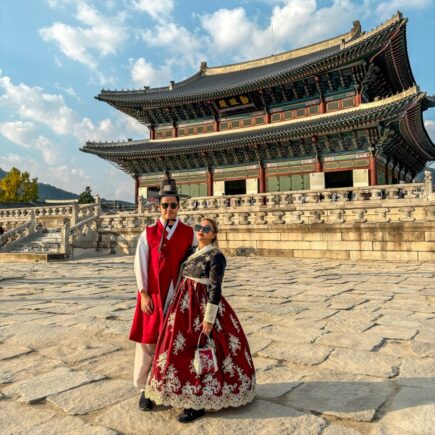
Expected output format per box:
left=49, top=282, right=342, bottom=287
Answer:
left=1, top=0, right=434, bottom=202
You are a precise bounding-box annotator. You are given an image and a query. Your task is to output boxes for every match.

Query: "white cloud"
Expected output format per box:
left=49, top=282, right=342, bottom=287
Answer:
left=200, top=1, right=360, bottom=61
left=129, top=57, right=172, bottom=87
left=424, top=119, right=435, bottom=142
left=0, top=72, right=76, bottom=135
left=132, top=0, right=174, bottom=22
left=39, top=3, right=128, bottom=69
left=0, top=121, right=35, bottom=148
left=55, top=82, right=81, bottom=100
left=375, top=0, right=432, bottom=19
left=0, top=121, right=59, bottom=165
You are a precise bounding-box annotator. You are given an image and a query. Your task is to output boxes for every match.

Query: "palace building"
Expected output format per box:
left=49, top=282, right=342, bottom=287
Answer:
left=81, top=13, right=435, bottom=203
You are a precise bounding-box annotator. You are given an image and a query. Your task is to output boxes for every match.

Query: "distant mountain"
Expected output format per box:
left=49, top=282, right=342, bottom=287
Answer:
left=0, top=167, right=78, bottom=201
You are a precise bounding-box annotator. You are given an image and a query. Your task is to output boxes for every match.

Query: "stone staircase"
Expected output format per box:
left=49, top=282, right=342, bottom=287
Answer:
left=0, top=228, right=67, bottom=262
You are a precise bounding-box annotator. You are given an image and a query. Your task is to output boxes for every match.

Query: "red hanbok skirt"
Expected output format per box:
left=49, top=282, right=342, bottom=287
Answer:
left=145, top=277, right=256, bottom=410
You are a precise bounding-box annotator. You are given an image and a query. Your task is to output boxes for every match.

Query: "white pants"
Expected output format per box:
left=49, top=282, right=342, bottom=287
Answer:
left=133, top=343, right=156, bottom=390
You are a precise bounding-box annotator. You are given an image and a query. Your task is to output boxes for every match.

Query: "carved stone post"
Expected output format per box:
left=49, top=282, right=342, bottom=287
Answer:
left=60, top=220, right=70, bottom=256
left=138, top=195, right=145, bottom=215
left=424, top=171, right=433, bottom=197
left=94, top=194, right=101, bottom=216
left=71, top=203, right=78, bottom=226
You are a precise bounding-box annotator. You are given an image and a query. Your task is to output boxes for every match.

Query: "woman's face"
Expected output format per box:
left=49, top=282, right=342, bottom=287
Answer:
left=195, top=219, right=216, bottom=245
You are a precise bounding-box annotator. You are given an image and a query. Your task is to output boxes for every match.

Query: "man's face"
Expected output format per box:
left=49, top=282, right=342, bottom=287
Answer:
left=159, top=196, right=179, bottom=222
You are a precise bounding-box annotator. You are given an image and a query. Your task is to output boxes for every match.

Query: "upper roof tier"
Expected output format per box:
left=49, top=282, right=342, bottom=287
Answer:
left=96, top=13, right=411, bottom=109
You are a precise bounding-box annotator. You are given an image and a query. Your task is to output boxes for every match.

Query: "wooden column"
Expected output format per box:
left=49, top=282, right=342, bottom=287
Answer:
left=213, top=118, right=220, bottom=132
left=135, top=176, right=140, bottom=206
left=259, top=162, right=266, bottom=193
left=264, top=112, right=271, bottom=124
left=172, top=123, right=178, bottom=138
left=207, top=167, right=213, bottom=196
left=150, top=127, right=156, bottom=140
left=369, top=153, right=377, bottom=186
left=319, top=98, right=326, bottom=114
left=312, top=136, right=322, bottom=172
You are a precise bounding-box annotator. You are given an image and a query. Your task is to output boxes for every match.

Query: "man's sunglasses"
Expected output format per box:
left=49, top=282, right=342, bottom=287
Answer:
left=194, top=224, right=215, bottom=234
left=160, top=202, right=178, bottom=210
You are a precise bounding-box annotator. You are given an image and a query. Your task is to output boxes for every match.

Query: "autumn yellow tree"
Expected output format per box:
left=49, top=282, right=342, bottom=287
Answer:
left=0, top=167, right=39, bottom=202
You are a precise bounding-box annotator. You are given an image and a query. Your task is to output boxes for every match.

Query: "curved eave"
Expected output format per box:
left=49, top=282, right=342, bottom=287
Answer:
left=399, top=94, right=435, bottom=160
left=82, top=88, right=423, bottom=160
left=95, top=15, right=405, bottom=109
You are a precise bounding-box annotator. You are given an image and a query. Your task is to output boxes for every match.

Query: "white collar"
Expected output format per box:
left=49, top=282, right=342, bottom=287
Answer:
left=188, top=244, right=215, bottom=261
left=159, top=217, right=179, bottom=240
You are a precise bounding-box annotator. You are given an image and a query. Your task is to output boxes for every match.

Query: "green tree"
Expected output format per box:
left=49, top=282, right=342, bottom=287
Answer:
left=0, top=167, right=38, bottom=202
left=78, top=186, right=95, bottom=204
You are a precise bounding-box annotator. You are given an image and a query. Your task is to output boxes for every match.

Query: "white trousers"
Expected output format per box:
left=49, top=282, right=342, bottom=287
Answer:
left=133, top=343, right=156, bottom=390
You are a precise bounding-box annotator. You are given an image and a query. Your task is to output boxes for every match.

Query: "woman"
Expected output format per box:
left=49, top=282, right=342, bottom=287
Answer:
left=145, top=218, right=255, bottom=423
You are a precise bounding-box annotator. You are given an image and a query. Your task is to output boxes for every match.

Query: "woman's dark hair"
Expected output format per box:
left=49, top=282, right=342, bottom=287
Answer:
left=202, top=218, right=219, bottom=246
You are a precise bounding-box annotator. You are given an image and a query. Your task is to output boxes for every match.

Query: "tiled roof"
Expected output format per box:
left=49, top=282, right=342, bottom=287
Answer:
left=96, top=14, right=405, bottom=107
left=82, top=88, right=434, bottom=160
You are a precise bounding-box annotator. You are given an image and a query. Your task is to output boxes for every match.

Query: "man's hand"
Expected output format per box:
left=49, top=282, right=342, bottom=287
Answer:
left=202, top=321, right=213, bottom=336
left=140, top=291, right=154, bottom=315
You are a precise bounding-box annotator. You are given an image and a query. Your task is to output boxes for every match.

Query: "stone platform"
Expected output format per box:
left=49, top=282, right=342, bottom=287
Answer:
left=0, top=255, right=434, bottom=434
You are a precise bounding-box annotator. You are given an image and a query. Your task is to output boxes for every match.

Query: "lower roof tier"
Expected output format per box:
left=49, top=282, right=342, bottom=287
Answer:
left=81, top=88, right=435, bottom=175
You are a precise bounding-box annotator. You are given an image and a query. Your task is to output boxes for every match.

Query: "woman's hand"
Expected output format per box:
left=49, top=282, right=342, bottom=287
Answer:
left=140, top=291, right=154, bottom=315
left=202, top=321, right=213, bottom=336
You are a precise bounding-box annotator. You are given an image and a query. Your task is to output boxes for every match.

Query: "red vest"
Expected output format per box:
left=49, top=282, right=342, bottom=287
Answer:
left=129, top=219, right=193, bottom=344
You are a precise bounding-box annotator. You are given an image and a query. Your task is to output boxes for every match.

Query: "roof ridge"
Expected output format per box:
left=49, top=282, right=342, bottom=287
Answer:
left=203, top=21, right=361, bottom=77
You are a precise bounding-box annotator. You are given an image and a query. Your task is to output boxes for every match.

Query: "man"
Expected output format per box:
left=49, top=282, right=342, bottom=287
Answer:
left=129, top=175, right=196, bottom=411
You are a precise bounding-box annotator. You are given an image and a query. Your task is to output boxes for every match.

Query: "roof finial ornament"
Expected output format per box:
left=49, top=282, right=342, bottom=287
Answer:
left=169, top=80, right=175, bottom=90
left=200, top=61, right=208, bottom=73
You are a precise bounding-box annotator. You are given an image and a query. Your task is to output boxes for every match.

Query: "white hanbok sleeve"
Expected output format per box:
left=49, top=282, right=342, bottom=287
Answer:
left=134, top=230, right=149, bottom=292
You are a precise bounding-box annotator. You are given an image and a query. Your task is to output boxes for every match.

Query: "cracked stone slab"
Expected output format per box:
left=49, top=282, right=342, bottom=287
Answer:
left=256, top=366, right=303, bottom=399
left=258, top=325, right=323, bottom=344
left=398, top=358, right=435, bottom=388
left=40, top=343, right=121, bottom=365
left=320, top=349, right=399, bottom=378
left=48, top=379, right=136, bottom=415
left=3, top=366, right=105, bottom=403
left=372, top=387, right=435, bottom=435
left=0, top=344, right=32, bottom=360
left=316, top=332, right=384, bottom=351
left=411, top=341, right=435, bottom=357
left=179, top=400, right=327, bottom=435
left=281, top=378, right=394, bottom=422
left=322, top=425, right=364, bottom=434
left=246, top=335, right=271, bottom=355
left=0, top=400, right=117, bottom=435
left=252, top=357, right=279, bottom=372
left=366, top=325, right=417, bottom=340
left=259, top=342, right=332, bottom=366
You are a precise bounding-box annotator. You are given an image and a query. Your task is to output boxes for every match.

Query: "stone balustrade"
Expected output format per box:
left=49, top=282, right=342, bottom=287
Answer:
left=0, top=213, right=37, bottom=250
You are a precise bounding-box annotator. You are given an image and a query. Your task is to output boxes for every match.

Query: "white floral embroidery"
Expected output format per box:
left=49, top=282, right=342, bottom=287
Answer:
left=229, top=334, right=241, bottom=356
left=244, top=349, right=253, bottom=368
left=200, top=296, right=207, bottom=315
left=215, top=318, right=223, bottom=332
left=218, top=301, right=225, bottom=316
left=167, top=312, right=175, bottom=329
left=163, top=364, right=181, bottom=393
left=236, top=367, right=253, bottom=394
left=230, top=314, right=240, bottom=332
left=173, top=331, right=186, bottom=355
left=193, top=316, right=201, bottom=332
left=181, top=381, right=201, bottom=396
left=202, top=373, right=221, bottom=396
left=157, top=350, right=168, bottom=372
left=179, top=292, right=190, bottom=313
left=223, top=355, right=235, bottom=377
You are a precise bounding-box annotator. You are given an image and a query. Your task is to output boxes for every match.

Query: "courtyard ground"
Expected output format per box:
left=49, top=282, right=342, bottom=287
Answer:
left=0, top=254, right=434, bottom=434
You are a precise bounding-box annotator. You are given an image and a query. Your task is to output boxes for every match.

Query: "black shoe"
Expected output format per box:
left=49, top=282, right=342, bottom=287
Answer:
left=138, top=391, right=153, bottom=411
left=176, top=408, right=205, bottom=423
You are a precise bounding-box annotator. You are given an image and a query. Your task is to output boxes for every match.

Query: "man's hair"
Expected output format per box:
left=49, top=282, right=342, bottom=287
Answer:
left=159, top=195, right=180, bottom=205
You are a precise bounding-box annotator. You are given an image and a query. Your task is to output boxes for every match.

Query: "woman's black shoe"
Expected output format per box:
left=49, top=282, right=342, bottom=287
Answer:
left=138, top=392, right=153, bottom=411
left=177, top=408, right=205, bottom=423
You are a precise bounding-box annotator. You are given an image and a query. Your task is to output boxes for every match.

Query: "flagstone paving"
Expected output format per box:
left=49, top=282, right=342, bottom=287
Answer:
left=0, top=255, right=434, bottom=434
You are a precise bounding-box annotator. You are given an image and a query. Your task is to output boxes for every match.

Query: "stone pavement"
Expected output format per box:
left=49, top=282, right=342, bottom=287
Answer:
left=0, top=255, right=434, bottom=434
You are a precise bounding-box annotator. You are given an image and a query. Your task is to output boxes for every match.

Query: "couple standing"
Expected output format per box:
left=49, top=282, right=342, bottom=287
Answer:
left=129, top=176, right=256, bottom=423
